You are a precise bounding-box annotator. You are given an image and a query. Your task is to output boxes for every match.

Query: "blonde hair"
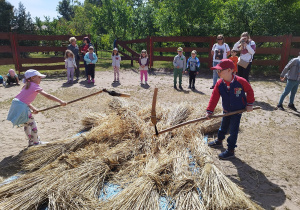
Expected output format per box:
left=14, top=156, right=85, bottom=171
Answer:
left=191, top=50, right=197, bottom=54
left=23, top=77, right=33, bottom=89
left=241, top=32, right=251, bottom=44
left=140, top=50, right=148, bottom=58
left=69, top=37, right=77, bottom=43
left=216, top=34, right=225, bottom=44
left=65, top=50, right=74, bottom=59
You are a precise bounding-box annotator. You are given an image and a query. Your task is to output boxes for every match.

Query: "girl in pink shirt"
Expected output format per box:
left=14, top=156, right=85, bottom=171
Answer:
left=7, top=69, right=66, bottom=146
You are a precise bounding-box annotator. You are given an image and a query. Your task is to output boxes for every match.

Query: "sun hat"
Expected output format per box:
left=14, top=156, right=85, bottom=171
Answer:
left=113, top=48, right=118, bottom=51
left=210, top=59, right=235, bottom=70
left=9, top=69, right=16, bottom=77
left=24, top=69, right=46, bottom=79
left=177, top=47, right=183, bottom=52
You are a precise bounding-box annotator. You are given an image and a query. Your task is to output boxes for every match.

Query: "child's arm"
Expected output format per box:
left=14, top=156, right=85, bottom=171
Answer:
left=16, top=76, right=19, bottom=84
left=73, top=58, right=77, bottom=68
left=38, top=90, right=67, bottom=106
left=65, top=60, right=68, bottom=68
left=206, top=84, right=221, bottom=118
left=196, top=58, right=200, bottom=73
left=91, top=54, right=98, bottom=64
left=173, top=56, right=177, bottom=68
left=183, top=57, right=186, bottom=71
left=237, top=77, right=255, bottom=112
left=28, top=104, right=39, bottom=114
left=84, top=53, right=91, bottom=63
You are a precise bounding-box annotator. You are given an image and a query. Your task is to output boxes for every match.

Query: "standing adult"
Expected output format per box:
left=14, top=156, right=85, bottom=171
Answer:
left=210, top=34, right=230, bottom=89
left=67, top=37, right=80, bottom=80
left=81, top=37, right=93, bottom=80
left=233, top=32, right=256, bottom=82
left=277, top=52, right=300, bottom=111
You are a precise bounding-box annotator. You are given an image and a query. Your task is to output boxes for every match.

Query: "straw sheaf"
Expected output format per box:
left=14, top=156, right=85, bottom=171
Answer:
left=169, top=150, right=205, bottom=210
left=197, top=163, right=263, bottom=210
left=81, top=113, right=107, bottom=130
left=100, top=155, right=173, bottom=210
left=21, top=136, right=87, bottom=171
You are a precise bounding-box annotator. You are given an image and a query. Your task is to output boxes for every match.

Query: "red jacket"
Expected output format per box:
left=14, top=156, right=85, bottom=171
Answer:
left=207, top=75, right=254, bottom=114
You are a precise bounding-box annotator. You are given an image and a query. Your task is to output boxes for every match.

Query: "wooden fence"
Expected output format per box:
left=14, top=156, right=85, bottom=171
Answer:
left=116, top=35, right=300, bottom=72
left=0, top=32, right=90, bottom=74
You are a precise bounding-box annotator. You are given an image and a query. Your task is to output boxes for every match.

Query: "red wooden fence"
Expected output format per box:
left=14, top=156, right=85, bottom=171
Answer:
left=0, top=33, right=90, bottom=74
left=116, top=35, right=300, bottom=72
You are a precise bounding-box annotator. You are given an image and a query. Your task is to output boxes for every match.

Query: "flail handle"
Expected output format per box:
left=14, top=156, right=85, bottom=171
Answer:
left=156, top=106, right=261, bottom=136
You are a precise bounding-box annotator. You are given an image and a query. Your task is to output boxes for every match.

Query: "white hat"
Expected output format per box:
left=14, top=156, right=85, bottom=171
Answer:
left=113, top=48, right=118, bottom=51
left=24, top=69, right=46, bottom=79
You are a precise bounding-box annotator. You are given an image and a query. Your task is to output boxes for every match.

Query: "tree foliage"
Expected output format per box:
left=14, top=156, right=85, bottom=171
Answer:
left=57, top=0, right=75, bottom=21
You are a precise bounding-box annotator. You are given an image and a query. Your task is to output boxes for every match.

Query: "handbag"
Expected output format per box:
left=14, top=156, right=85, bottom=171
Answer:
left=237, top=57, right=249, bottom=68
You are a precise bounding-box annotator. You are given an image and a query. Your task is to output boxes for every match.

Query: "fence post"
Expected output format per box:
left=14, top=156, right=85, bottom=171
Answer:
left=9, top=32, right=22, bottom=74
left=208, top=36, right=215, bottom=69
left=150, top=36, right=153, bottom=68
left=280, top=34, right=292, bottom=72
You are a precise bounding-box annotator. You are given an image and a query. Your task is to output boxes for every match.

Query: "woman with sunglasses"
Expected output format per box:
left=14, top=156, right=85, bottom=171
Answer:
left=210, top=34, right=230, bottom=89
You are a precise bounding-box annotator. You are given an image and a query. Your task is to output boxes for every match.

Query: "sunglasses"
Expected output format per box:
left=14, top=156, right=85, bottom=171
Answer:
left=217, top=38, right=223, bottom=40
left=216, top=69, right=228, bottom=73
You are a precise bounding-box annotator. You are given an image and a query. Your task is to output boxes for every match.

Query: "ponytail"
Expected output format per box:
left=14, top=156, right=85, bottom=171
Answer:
left=22, top=78, right=32, bottom=89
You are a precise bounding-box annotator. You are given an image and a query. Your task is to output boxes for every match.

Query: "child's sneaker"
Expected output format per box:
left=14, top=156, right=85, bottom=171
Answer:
left=210, top=85, right=215, bottom=89
left=88, top=80, right=91, bottom=83
left=218, top=150, right=235, bottom=160
left=276, top=104, right=284, bottom=111
left=208, top=139, right=223, bottom=148
left=145, top=81, right=148, bottom=85
left=288, top=104, right=297, bottom=111
left=92, top=79, right=95, bottom=83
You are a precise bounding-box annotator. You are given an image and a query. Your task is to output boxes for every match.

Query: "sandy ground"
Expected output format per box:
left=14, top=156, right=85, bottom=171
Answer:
left=0, top=69, right=299, bottom=210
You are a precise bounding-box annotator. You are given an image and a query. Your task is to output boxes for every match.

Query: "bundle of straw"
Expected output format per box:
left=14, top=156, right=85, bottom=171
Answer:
left=81, top=113, right=107, bottom=130
left=101, top=154, right=173, bottom=210
left=21, top=136, right=87, bottom=171
left=169, top=151, right=205, bottom=210
left=166, top=104, right=192, bottom=126
left=198, top=163, right=262, bottom=210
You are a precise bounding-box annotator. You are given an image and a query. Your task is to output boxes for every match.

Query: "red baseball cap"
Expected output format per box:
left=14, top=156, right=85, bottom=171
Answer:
left=211, top=59, right=235, bottom=70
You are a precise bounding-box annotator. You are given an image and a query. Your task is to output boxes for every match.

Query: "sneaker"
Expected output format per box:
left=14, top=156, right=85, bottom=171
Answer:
left=277, top=104, right=284, bottom=111
left=88, top=80, right=91, bottom=83
left=145, top=81, right=148, bottom=85
left=92, top=79, right=95, bottom=83
left=188, top=85, right=191, bottom=89
left=218, top=150, right=235, bottom=160
left=208, top=139, right=223, bottom=148
left=210, top=86, right=215, bottom=89
left=179, top=85, right=183, bottom=90
left=288, top=104, right=297, bottom=111
left=192, top=86, right=195, bottom=90
left=113, top=80, right=116, bottom=83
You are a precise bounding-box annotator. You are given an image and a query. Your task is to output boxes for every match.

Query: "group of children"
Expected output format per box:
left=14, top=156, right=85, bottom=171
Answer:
left=64, top=46, right=98, bottom=84
left=5, top=42, right=299, bottom=161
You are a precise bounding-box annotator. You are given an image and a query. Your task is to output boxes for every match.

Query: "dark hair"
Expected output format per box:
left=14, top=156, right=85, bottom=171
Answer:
left=83, top=37, right=90, bottom=44
left=112, top=51, right=119, bottom=56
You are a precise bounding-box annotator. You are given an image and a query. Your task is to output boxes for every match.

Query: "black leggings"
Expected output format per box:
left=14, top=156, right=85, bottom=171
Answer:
left=87, top=64, right=95, bottom=79
left=189, top=71, right=197, bottom=86
left=238, top=62, right=252, bottom=82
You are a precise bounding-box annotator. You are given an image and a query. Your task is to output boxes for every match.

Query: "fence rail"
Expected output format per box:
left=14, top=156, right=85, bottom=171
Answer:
left=115, top=35, right=300, bottom=72
left=1, top=33, right=300, bottom=73
left=0, top=32, right=90, bottom=74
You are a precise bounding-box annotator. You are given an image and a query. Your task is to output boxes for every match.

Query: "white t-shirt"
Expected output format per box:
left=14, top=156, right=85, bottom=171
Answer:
left=212, top=43, right=230, bottom=63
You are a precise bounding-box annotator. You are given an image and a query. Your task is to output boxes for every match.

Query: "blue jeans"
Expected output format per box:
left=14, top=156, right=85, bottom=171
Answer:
left=218, top=113, right=242, bottom=151
left=212, top=61, right=219, bottom=86
left=278, top=79, right=300, bottom=105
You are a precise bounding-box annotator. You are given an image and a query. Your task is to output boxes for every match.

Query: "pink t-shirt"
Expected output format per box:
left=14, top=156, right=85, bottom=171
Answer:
left=15, top=82, right=43, bottom=105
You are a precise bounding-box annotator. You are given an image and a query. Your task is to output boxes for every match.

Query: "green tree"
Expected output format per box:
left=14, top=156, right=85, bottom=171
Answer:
left=0, top=0, right=14, bottom=32
left=57, top=0, right=75, bottom=21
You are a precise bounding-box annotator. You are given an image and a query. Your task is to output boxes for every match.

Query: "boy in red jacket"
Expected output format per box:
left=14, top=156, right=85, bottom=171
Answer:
left=206, top=59, right=254, bottom=159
